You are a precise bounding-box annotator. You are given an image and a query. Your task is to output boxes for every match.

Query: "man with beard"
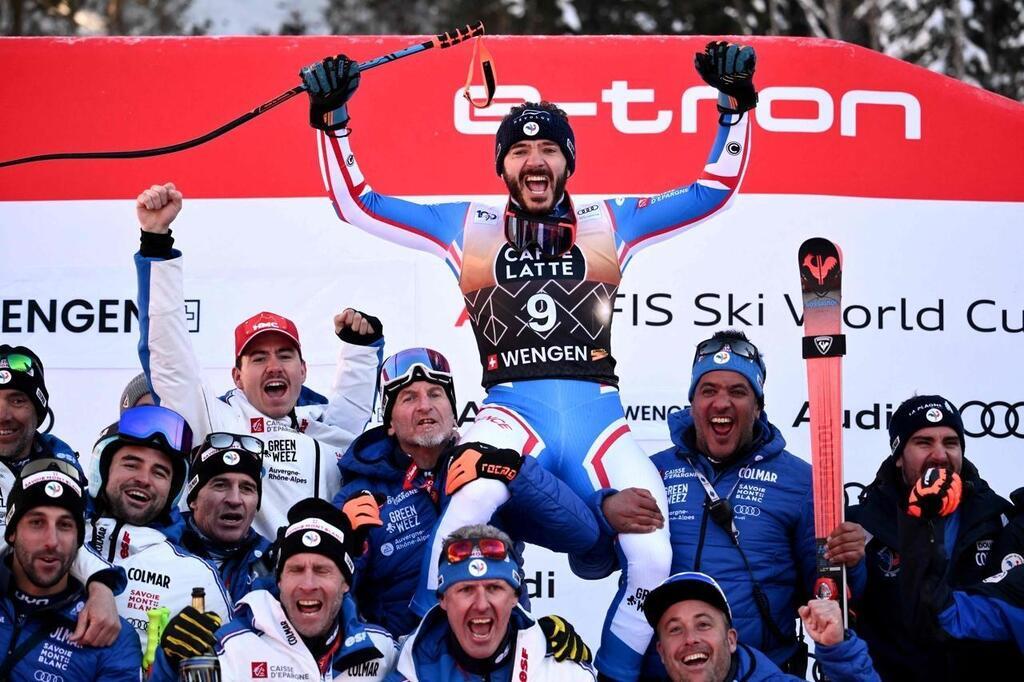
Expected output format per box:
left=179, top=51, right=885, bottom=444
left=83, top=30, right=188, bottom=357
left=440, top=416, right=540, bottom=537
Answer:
left=335, top=347, right=599, bottom=639
left=389, top=524, right=595, bottom=681
left=301, top=41, right=758, bottom=680
left=150, top=497, right=396, bottom=681
left=897, top=466, right=1024, bottom=656
left=848, top=394, right=1024, bottom=679
left=133, top=183, right=385, bottom=539
left=0, top=344, right=127, bottom=647
left=86, top=404, right=232, bottom=650
left=178, top=431, right=272, bottom=603
left=0, top=459, right=140, bottom=680
left=576, top=329, right=866, bottom=678
left=643, top=572, right=879, bottom=682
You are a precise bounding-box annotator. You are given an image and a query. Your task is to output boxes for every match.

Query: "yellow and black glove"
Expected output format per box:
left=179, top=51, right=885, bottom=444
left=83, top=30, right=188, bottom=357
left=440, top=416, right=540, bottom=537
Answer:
left=539, top=615, right=592, bottom=664
left=159, top=606, right=222, bottom=670
left=908, top=466, right=962, bottom=519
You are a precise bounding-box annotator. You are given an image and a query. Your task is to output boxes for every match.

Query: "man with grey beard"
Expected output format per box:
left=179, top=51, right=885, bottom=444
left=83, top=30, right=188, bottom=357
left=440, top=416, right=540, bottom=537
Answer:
left=333, top=348, right=599, bottom=641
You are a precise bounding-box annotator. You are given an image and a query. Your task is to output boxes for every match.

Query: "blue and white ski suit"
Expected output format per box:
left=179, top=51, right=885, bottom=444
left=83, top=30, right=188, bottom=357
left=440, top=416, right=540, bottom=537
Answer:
left=317, top=97, right=751, bottom=680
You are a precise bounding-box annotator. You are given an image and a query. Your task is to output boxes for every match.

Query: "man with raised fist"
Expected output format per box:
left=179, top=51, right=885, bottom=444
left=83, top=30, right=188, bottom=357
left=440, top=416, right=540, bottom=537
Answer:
left=643, top=572, right=879, bottom=682
left=133, top=182, right=386, bottom=538
left=302, top=38, right=759, bottom=681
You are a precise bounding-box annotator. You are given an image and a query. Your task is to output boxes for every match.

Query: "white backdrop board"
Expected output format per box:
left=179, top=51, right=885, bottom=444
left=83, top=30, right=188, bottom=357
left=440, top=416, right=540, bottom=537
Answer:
left=2, top=35, right=1023, bottom=650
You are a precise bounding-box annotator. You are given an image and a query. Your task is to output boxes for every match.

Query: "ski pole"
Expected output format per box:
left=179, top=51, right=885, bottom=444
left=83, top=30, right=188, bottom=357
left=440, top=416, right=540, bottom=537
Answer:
left=0, top=21, right=486, bottom=169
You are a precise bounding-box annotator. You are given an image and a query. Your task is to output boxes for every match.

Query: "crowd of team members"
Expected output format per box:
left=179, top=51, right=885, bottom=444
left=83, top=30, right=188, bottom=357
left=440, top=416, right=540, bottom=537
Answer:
left=2, top=316, right=1022, bottom=681
left=3, top=41, right=1024, bottom=682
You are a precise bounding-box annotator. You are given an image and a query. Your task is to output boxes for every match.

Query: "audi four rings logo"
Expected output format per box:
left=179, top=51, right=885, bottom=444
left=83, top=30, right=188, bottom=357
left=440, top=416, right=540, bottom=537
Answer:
left=35, top=671, right=64, bottom=682
left=960, top=401, right=1024, bottom=439
left=734, top=505, right=761, bottom=517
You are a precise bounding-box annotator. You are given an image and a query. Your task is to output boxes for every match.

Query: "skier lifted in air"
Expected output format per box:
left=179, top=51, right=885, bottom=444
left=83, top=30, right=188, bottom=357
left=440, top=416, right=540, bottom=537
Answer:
left=301, top=40, right=758, bottom=682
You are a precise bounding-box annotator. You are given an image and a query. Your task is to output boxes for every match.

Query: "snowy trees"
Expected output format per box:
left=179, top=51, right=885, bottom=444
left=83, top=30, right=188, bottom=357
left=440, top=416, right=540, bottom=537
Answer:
left=2, top=0, right=1021, bottom=100
left=1, top=0, right=203, bottom=35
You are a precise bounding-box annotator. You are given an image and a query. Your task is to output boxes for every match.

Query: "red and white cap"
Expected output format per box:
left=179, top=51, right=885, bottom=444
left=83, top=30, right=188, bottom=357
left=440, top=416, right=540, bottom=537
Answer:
left=234, top=311, right=301, bottom=358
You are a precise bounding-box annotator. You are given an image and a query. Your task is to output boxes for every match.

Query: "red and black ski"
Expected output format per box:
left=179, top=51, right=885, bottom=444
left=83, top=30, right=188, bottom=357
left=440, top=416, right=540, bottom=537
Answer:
left=798, top=237, right=848, bottom=623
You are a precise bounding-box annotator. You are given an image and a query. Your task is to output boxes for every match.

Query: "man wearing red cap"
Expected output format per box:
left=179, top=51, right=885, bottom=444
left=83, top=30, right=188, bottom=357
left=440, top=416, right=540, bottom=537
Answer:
left=133, top=183, right=385, bottom=538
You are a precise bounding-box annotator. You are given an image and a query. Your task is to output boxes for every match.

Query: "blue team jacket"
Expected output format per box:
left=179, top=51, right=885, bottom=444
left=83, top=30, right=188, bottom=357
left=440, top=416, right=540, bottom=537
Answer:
left=178, top=512, right=273, bottom=604
left=576, top=408, right=865, bottom=673
left=724, top=637, right=878, bottom=682
left=334, top=425, right=600, bottom=636
left=0, top=564, right=141, bottom=681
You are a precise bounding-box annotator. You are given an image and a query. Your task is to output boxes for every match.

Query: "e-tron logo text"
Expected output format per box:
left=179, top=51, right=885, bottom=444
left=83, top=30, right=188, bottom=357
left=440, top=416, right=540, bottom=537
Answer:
left=959, top=401, right=1024, bottom=439
left=456, top=84, right=920, bottom=139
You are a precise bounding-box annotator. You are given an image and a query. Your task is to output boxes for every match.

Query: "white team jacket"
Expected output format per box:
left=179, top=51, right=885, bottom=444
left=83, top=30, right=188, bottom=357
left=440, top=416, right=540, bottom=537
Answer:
left=216, top=589, right=397, bottom=681
left=86, top=514, right=233, bottom=651
left=392, top=606, right=596, bottom=681
left=137, top=253, right=381, bottom=539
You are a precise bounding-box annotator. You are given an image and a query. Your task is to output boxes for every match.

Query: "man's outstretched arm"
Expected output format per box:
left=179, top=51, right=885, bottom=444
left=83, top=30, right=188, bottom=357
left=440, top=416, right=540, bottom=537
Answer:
left=303, top=55, right=471, bottom=277
left=134, top=182, right=227, bottom=442
left=609, top=41, right=757, bottom=270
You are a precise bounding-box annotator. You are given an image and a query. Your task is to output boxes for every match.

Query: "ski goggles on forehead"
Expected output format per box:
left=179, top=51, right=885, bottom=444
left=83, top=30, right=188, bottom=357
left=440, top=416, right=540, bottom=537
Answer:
left=0, top=353, right=36, bottom=373
left=116, top=405, right=193, bottom=457
left=503, top=203, right=577, bottom=257
left=381, top=348, right=453, bottom=390
left=445, top=537, right=510, bottom=564
left=693, top=338, right=765, bottom=372
left=202, top=432, right=264, bottom=456
left=20, top=457, right=81, bottom=482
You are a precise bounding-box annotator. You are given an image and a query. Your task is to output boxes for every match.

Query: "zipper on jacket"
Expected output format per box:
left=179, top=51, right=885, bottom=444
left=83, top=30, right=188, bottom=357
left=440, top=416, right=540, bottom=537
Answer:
left=693, top=506, right=711, bottom=572
left=106, top=519, right=126, bottom=563
left=5, top=611, right=21, bottom=662
left=313, top=440, right=322, bottom=499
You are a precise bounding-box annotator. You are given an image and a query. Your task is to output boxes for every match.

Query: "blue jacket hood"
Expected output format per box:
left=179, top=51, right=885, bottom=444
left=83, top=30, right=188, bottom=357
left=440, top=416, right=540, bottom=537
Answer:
left=667, top=407, right=787, bottom=465
left=339, top=425, right=410, bottom=482
left=33, top=432, right=78, bottom=461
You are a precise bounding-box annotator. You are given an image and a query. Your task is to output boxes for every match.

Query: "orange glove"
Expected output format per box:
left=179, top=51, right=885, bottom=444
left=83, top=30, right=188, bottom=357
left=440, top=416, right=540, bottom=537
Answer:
left=445, top=442, right=522, bottom=495
left=342, top=490, right=384, bottom=531
left=908, top=467, right=962, bottom=519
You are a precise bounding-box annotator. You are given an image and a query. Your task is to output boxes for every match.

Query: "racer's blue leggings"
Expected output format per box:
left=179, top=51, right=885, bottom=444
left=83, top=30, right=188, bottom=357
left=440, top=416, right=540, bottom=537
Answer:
left=412, top=379, right=672, bottom=682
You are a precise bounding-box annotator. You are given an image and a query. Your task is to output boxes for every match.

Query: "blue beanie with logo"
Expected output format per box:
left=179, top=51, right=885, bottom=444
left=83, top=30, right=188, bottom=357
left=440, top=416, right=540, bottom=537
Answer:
left=688, top=346, right=766, bottom=402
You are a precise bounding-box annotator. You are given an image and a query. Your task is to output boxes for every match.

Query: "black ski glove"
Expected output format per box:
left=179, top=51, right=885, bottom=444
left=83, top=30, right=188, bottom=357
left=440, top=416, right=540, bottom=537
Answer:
left=335, top=309, right=383, bottom=345
left=300, top=54, right=361, bottom=131
left=695, top=41, right=758, bottom=116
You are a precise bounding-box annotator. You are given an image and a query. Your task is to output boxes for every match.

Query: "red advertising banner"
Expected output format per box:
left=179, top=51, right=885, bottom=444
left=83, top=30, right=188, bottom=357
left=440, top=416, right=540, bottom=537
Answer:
left=2, top=35, right=1022, bottom=202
